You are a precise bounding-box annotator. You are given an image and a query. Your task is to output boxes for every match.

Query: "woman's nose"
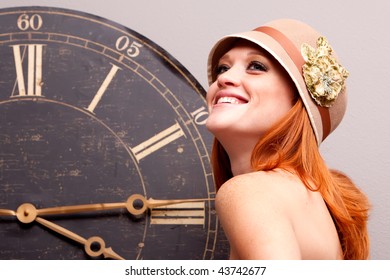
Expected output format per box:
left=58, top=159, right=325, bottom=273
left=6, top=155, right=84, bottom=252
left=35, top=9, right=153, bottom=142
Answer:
left=216, top=67, right=241, bottom=87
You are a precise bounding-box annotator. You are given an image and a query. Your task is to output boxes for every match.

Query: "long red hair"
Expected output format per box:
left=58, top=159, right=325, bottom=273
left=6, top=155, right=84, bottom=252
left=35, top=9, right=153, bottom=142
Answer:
left=211, top=99, right=370, bottom=259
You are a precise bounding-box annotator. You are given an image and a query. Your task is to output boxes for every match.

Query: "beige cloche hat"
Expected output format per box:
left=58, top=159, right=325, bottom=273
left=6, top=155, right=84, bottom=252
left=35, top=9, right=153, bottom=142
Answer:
left=207, top=19, right=349, bottom=145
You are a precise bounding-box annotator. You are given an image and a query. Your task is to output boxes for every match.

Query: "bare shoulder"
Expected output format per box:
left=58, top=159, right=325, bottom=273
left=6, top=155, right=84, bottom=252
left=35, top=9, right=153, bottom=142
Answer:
left=216, top=169, right=304, bottom=210
left=216, top=169, right=342, bottom=259
left=215, top=170, right=304, bottom=259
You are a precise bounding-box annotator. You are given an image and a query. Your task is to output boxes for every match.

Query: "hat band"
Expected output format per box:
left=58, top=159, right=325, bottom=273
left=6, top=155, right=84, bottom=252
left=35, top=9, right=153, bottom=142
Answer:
left=254, top=26, right=331, bottom=141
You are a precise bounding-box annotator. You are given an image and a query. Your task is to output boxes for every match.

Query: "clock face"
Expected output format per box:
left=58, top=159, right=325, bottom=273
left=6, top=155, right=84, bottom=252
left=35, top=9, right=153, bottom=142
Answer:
left=0, top=6, right=227, bottom=259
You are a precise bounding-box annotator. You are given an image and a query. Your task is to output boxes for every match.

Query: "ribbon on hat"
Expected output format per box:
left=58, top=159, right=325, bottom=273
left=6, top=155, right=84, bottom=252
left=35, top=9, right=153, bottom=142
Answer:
left=254, top=26, right=331, bottom=142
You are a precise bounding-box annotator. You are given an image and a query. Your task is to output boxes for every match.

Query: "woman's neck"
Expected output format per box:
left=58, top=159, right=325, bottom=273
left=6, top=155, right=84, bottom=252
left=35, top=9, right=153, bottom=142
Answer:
left=219, top=137, right=256, bottom=176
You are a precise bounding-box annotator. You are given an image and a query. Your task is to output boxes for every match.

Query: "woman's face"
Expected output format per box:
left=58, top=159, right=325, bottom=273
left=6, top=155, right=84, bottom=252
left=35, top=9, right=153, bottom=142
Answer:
left=206, top=40, right=296, bottom=141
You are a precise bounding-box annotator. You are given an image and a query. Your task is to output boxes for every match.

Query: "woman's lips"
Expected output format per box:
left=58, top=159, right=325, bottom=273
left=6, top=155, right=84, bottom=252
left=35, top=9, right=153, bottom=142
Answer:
left=214, top=93, right=248, bottom=105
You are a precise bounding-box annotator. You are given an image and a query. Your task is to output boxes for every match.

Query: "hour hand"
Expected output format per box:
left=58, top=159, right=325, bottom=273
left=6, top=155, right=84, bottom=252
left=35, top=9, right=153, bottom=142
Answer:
left=35, top=217, right=125, bottom=260
left=15, top=203, right=125, bottom=260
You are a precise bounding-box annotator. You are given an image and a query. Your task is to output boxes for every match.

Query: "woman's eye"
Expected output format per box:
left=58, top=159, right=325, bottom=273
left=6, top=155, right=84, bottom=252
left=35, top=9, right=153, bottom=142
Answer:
left=215, top=64, right=230, bottom=75
left=248, top=61, right=267, bottom=72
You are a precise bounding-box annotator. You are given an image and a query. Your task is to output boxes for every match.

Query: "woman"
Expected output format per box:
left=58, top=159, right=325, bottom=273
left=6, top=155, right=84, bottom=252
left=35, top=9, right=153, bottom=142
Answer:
left=206, top=19, right=370, bottom=259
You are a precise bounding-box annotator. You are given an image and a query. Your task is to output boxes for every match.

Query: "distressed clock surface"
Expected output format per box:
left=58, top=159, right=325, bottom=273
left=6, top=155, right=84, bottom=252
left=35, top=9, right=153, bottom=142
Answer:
left=0, top=6, right=228, bottom=259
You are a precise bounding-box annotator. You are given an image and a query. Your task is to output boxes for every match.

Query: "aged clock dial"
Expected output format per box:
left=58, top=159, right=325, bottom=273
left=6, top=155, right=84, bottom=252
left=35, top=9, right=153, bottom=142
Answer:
left=0, top=6, right=227, bottom=259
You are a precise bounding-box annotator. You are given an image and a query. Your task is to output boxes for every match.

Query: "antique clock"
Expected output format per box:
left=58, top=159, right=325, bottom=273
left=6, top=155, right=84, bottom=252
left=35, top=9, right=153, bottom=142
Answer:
left=0, top=6, right=227, bottom=259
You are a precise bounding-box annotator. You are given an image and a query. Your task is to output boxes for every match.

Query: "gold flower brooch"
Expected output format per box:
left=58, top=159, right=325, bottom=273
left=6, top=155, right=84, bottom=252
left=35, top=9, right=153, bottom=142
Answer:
left=301, top=37, right=349, bottom=107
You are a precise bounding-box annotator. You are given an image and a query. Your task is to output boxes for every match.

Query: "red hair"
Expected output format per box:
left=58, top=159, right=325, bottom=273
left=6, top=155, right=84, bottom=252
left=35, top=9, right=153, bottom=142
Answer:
left=211, top=99, right=370, bottom=259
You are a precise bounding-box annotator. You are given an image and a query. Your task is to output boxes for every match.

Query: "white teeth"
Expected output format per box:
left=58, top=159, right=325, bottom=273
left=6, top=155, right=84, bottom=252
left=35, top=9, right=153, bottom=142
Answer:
left=217, top=96, right=241, bottom=104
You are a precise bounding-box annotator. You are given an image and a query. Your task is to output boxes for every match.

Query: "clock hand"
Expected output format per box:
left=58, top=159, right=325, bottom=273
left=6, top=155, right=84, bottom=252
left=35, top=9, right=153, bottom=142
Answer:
left=35, top=217, right=125, bottom=260
left=35, top=202, right=126, bottom=216
left=0, top=209, right=16, bottom=216
left=19, top=194, right=213, bottom=216
left=125, top=194, right=214, bottom=215
left=15, top=203, right=125, bottom=260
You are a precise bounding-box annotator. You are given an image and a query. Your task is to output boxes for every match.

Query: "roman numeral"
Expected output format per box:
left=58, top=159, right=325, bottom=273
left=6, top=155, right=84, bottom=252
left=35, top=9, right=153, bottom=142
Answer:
left=86, top=63, right=121, bottom=113
left=131, top=122, right=185, bottom=162
left=150, top=201, right=205, bottom=225
left=11, top=44, right=44, bottom=97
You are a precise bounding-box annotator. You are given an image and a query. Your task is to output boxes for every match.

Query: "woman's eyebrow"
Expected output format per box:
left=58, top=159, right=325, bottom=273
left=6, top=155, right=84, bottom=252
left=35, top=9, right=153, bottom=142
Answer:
left=246, top=50, right=270, bottom=60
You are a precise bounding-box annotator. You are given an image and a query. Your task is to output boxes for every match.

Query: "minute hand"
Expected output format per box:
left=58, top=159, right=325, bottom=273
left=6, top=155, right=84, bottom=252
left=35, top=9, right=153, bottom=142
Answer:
left=34, top=194, right=212, bottom=216
left=36, top=202, right=126, bottom=216
left=0, top=209, right=16, bottom=216
left=127, top=194, right=213, bottom=215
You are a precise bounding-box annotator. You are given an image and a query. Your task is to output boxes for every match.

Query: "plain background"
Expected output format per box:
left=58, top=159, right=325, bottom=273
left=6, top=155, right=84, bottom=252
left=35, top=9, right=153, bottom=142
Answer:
left=0, top=0, right=388, bottom=260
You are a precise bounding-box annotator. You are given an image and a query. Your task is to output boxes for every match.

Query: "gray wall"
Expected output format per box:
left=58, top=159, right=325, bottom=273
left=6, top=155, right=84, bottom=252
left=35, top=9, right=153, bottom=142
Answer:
left=1, top=0, right=388, bottom=259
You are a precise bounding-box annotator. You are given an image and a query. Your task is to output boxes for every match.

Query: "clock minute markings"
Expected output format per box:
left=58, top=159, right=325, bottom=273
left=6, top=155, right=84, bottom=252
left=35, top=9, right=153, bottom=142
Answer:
left=150, top=201, right=206, bottom=225
left=86, top=63, right=121, bottom=113
left=131, top=122, right=185, bottom=162
left=11, top=44, right=44, bottom=97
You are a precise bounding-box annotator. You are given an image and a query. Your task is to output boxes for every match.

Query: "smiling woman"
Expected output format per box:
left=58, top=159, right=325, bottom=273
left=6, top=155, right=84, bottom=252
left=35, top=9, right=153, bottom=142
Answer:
left=205, top=19, right=370, bottom=260
left=206, top=40, right=296, bottom=163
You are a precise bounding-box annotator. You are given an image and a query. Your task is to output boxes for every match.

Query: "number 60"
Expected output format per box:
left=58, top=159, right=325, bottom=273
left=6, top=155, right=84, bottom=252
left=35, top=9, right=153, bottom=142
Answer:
left=17, top=14, right=43, bottom=31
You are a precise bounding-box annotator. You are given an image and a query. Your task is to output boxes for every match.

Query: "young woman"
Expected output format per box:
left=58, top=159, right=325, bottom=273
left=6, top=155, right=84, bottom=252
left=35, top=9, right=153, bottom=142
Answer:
left=206, top=19, right=370, bottom=259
